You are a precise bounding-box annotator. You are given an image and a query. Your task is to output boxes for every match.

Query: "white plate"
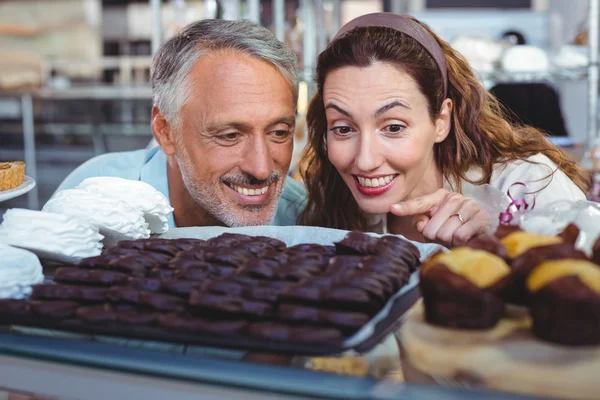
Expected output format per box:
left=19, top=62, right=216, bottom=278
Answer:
left=0, top=176, right=36, bottom=203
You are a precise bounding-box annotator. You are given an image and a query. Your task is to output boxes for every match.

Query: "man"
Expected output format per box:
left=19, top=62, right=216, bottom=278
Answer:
left=56, top=19, right=306, bottom=228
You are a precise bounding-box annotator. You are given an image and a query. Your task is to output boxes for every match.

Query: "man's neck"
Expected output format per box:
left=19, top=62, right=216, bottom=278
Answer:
left=166, top=157, right=226, bottom=228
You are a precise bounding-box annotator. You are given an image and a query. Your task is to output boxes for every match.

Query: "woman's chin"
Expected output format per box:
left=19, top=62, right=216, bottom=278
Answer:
left=354, top=199, right=394, bottom=216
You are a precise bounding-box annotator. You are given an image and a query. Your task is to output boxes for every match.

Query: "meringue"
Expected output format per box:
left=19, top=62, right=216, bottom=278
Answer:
left=0, top=244, right=44, bottom=299
left=43, top=188, right=150, bottom=245
left=77, top=176, right=173, bottom=234
left=0, top=209, right=104, bottom=263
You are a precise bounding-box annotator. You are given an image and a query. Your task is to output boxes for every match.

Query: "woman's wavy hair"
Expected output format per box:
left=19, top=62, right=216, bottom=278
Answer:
left=298, top=18, right=589, bottom=231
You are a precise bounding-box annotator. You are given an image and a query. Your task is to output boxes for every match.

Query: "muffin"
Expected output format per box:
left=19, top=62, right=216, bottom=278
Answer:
left=420, top=248, right=511, bottom=329
left=500, top=225, right=583, bottom=306
left=527, top=259, right=600, bottom=346
left=0, top=161, right=25, bottom=191
left=506, top=243, right=588, bottom=306
left=501, top=231, right=563, bottom=260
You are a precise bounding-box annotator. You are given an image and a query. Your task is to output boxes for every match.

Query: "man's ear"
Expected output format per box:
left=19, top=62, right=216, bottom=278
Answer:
left=151, top=106, right=177, bottom=156
left=434, top=98, right=453, bottom=144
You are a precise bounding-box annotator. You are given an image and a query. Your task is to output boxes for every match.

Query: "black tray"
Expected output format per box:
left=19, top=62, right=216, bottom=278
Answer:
left=0, top=283, right=420, bottom=356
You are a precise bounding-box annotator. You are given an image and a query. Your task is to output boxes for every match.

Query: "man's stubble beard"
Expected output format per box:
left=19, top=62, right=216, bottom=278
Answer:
left=174, top=136, right=284, bottom=227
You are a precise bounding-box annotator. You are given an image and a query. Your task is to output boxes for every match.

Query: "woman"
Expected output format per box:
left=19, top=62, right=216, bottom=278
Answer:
left=299, top=13, right=588, bottom=248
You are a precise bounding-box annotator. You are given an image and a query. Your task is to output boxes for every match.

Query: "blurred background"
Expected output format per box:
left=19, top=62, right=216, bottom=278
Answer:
left=0, top=0, right=597, bottom=214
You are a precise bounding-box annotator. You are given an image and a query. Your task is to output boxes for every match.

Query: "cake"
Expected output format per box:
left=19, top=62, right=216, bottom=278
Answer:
left=0, top=161, right=25, bottom=191
left=420, top=248, right=510, bottom=329
left=527, top=259, right=600, bottom=346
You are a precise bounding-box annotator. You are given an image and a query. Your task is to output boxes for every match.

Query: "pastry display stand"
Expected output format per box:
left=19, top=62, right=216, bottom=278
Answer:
left=0, top=175, right=36, bottom=203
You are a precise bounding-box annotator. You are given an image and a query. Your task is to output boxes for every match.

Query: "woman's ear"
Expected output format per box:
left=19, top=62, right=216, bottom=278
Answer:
left=434, top=99, right=453, bottom=144
left=151, top=106, right=177, bottom=156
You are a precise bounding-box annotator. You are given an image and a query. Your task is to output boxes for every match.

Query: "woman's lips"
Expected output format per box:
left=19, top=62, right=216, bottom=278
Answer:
left=353, top=174, right=397, bottom=196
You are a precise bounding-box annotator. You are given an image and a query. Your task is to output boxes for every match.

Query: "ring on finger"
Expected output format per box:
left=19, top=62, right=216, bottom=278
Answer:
left=450, top=213, right=466, bottom=225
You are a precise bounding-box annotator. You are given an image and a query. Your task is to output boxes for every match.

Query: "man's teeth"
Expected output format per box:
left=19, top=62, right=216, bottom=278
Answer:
left=356, top=175, right=395, bottom=188
left=231, top=184, right=268, bottom=196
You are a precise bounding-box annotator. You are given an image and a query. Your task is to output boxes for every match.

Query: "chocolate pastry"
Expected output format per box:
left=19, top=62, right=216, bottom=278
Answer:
left=466, top=235, right=508, bottom=259
left=116, top=239, right=152, bottom=250
left=29, top=300, right=80, bottom=318
left=208, top=233, right=253, bottom=246
left=0, top=299, right=29, bottom=314
left=278, top=303, right=370, bottom=331
left=188, top=291, right=273, bottom=318
left=147, top=268, right=177, bottom=279
left=327, top=255, right=362, bottom=271
left=203, top=250, right=253, bottom=268
left=420, top=248, right=510, bottom=329
left=173, top=267, right=212, bottom=282
left=127, top=278, right=163, bottom=292
left=557, top=223, right=580, bottom=244
left=110, top=255, right=160, bottom=273
left=76, top=304, right=117, bottom=322
left=527, top=260, right=600, bottom=345
left=334, top=232, right=379, bottom=255
left=54, top=267, right=129, bottom=286
left=281, top=285, right=379, bottom=313
left=158, top=313, right=247, bottom=335
left=374, top=235, right=421, bottom=269
left=116, top=309, right=159, bottom=325
left=139, top=251, right=174, bottom=265
left=501, top=231, right=563, bottom=259
left=505, top=243, right=588, bottom=305
left=593, top=235, right=600, bottom=265
left=31, top=284, right=108, bottom=302
left=287, top=243, right=331, bottom=254
left=141, top=242, right=181, bottom=257
left=202, top=279, right=282, bottom=302
left=495, top=225, right=522, bottom=240
left=252, top=236, right=287, bottom=251
left=169, top=257, right=210, bottom=270
left=106, top=287, right=141, bottom=304
left=162, top=279, right=202, bottom=296
left=140, top=291, right=185, bottom=312
left=248, top=322, right=343, bottom=344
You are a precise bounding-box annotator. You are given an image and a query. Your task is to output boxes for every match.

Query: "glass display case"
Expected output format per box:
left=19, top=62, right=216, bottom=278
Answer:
left=0, top=328, right=537, bottom=400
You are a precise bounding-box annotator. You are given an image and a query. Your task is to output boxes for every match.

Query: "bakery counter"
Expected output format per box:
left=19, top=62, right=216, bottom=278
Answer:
left=0, top=329, right=539, bottom=400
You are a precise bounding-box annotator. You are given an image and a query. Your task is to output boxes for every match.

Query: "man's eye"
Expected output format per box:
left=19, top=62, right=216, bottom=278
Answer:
left=218, top=132, right=241, bottom=141
left=271, top=130, right=292, bottom=140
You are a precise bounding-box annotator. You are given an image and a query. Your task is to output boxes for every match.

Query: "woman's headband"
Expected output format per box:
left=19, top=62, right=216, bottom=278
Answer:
left=330, top=13, right=448, bottom=98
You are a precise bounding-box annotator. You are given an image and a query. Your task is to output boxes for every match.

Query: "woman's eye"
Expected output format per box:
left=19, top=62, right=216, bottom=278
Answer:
left=383, top=124, right=406, bottom=134
left=330, top=126, right=354, bottom=136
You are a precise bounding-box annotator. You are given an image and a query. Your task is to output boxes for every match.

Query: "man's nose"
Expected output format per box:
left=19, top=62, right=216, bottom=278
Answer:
left=241, top=135, right=273, bottom=181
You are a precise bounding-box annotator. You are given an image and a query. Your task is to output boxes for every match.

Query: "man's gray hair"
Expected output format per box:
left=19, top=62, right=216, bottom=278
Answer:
left=151, top=19, right=298, bottom=126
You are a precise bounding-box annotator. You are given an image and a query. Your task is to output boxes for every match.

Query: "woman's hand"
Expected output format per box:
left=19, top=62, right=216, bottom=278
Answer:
left=390, top=189, right=492, bottom=248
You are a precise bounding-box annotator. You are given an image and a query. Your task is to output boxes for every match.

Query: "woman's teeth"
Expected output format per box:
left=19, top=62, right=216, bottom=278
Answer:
left=230, top=184, right=268, bottom=196
left=356, top=175, right=395, bottom=188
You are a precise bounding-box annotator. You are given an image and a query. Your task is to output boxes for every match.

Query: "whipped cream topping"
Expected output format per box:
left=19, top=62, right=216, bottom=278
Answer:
left=43, top=189, right=150, bottom=244
left=0, top=209, right=104, bottom=261
left=0, top=244, right=44, bottom=299
left=77, top=177, right=173, bottom=234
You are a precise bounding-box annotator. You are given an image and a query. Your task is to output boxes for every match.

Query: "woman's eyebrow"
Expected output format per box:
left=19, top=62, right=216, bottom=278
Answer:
left=374, top=100, right=411, bottom=117
left=325, top=102, right=353, bottom=118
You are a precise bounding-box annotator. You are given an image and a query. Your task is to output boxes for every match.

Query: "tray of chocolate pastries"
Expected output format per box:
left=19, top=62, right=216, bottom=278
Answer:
left=0, top=228, right=436, bottom=355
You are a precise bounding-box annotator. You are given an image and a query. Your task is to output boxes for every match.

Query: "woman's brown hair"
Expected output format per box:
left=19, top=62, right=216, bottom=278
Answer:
left=298, top=18, right=589, bottom=231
